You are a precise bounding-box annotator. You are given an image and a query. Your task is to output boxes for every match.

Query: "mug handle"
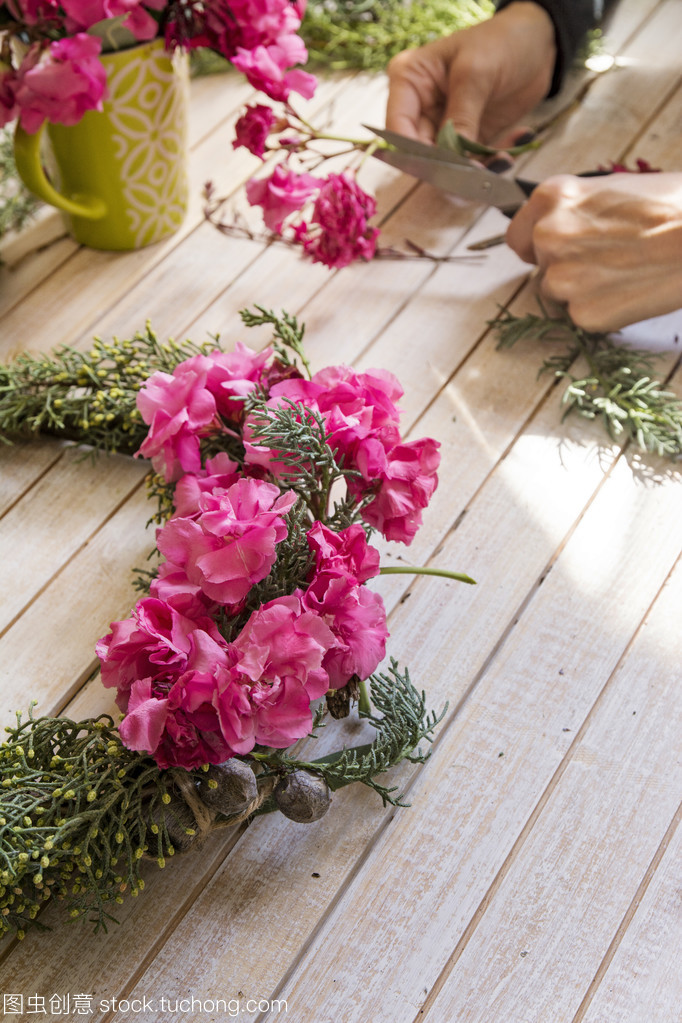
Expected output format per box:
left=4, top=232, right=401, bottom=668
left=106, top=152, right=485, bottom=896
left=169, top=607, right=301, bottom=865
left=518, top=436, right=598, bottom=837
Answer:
left=14, top=122, right=107, bottom=220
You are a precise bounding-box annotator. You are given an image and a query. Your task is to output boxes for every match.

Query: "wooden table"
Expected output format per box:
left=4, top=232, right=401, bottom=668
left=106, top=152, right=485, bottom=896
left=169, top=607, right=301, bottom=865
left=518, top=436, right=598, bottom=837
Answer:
left=1, top=1, right=681, bottom=1019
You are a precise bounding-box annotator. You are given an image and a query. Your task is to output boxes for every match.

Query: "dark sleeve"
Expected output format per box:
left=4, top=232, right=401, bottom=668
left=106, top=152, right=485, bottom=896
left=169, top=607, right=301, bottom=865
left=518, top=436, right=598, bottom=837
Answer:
left=494, top=0, right=619, bottom=95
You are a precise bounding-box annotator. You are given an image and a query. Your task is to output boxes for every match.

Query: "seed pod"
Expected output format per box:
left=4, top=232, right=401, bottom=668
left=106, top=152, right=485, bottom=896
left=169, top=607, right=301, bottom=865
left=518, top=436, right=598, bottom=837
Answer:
left=274, top=771, right=331, bottom=823
left=148, top=797, right=197, bottom=853
left=196, top=760, right=258, bottom=817
left=326, top=676, right=360, bottom=719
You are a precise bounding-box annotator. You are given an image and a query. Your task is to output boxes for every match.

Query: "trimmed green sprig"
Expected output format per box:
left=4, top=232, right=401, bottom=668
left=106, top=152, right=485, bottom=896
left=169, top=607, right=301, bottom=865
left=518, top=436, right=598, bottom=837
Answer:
left=252, top=661, right=447, bottom=808
left=492, top=307, right=682, bottom=458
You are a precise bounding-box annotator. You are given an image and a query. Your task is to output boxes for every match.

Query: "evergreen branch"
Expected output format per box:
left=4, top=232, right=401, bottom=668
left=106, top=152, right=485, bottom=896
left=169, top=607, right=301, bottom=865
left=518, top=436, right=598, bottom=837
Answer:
left=240, top=305, right=311, bottom=379
left=492, top=307, right=682, bottom=458
left=301, top=0, right=493, bottom=71
left=0, top=711, right=186, bottom=937
left=0, top=328, right=223, bottom=454
left=253, top=661, right=447, bottom=807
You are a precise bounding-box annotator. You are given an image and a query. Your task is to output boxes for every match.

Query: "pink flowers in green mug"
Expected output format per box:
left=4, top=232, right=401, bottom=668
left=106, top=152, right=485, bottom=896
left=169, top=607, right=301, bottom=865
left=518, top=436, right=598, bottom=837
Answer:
left=0, top=0, right=315, bottom=132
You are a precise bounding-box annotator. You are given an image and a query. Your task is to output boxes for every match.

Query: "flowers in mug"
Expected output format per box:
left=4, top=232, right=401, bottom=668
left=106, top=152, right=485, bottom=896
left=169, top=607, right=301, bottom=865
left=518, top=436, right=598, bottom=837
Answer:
left=0, top=0, right=316, bottom=131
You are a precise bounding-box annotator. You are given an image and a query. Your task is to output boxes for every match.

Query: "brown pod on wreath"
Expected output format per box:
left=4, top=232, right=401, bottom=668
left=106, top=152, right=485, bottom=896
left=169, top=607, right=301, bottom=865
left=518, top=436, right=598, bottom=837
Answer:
left=148, top=797, right=198, bottom=853
left=274, top=771, right=331, bottom=823
left=196, top=759, right=259, bottom=817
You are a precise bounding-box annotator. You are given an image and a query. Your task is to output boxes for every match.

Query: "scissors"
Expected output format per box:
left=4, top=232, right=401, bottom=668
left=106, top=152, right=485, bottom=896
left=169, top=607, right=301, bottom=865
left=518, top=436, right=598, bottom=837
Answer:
left=364, top=125, right=612, bottom=249
left=364, top=125, right=537, bottom=215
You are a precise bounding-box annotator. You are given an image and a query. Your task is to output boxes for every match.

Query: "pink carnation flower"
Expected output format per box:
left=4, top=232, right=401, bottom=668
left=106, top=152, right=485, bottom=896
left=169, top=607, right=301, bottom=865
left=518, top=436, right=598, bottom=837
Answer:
left=232, top=38, right=316, bottom=103
left=299, top=173, right=379, bottom=268
left=233, top=103, right=277, bottom=158
left=14, top=35, right=107, bottom=134
left=172, top=452, right=241, bottom=518
left=244, top=364, right=403, bottom=476
left=246, top=164, right=318, bottom=232
left=119, top=672, right=236, bottom=770
left=96, top=597, right=230, bottom=709
left=359, top=437, right=441, bottom=544
left=136, top=355, right=218, bottom=481
left=302, top=573, right=388, bottom=689
left=225, top=594, right=337, bottom=745
left=60, top=0, right=162, bottom=36
left=204, top=342, right=280, bottom=421
left=0, top=71, right=19, bottom=129
left=156, top=478, right=297, bottom=606
left=306, top=521, right=380, bottom=584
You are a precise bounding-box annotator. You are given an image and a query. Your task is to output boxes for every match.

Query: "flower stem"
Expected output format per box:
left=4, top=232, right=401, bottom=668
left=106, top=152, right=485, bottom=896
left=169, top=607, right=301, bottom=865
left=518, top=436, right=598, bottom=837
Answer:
left=357, top=679, right=372, bottom=717
left=379, top=566, right=476, bottom=585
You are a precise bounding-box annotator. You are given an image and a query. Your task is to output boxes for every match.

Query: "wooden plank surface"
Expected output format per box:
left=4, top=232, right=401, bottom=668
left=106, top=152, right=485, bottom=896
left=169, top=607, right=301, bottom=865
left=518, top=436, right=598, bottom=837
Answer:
left=1, top=1, right=680, bottom=1019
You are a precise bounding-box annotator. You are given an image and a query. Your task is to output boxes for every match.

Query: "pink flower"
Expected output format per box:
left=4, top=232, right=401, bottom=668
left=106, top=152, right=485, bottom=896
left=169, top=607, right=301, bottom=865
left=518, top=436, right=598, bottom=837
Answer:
left=233, top=103, right=277, bottom=158
left=226, top=594, right=337, bottom=745
left=299, top=173, right=379, bottom=268
left=119, top=673, right=238, bottom=770
left=14, top=35, right=107, bottom=134
left=204, top=342, right=281, bottom=421
left=96, top=597, right=230, bottom=709
left=0, top=70, right=19, bottom=129
left=232, top=37, right=316, bottom=102
left=302, top=573, right=388, bottom=688
left=359, top=437, right=441, bottom=544
left=244, top=364, right=403, bottom=475
left=135, top=355, right=218, bottom=481
left=172, top=452, right=241, bottom=518
left=156, top=478, right=297, bottom=606
left=306, top=521, right=380, bottom=584
left=246, top=164, right=318, bottom=232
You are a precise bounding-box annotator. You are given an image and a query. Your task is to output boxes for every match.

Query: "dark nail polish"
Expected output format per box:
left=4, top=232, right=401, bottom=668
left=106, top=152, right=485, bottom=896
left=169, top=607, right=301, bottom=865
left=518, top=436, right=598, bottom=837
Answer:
left=486, top=156, right=514, bottom=174
left=514, top=130, right=537, bottom=145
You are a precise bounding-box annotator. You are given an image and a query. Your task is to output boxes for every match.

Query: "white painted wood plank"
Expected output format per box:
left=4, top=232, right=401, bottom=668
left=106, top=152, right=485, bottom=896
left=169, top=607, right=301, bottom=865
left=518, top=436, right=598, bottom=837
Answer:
left=579, top=804, right=682, bottom=1023
left=0, top=448, right=146, bottom=635
left=419, top=556, right=682, bottom=1023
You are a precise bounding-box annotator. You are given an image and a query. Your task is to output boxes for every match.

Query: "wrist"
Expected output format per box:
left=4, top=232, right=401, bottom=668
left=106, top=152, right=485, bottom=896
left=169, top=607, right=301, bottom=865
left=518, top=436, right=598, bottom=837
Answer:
left=495, top=1, right=559, bottom=92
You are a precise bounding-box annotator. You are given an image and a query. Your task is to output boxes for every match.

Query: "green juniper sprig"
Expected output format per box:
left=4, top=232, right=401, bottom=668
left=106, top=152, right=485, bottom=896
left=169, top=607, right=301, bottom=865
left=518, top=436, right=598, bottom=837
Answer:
left=252, top=661, right=447, bottom=808
left=0, top=326, right=224, bottom=455
left=0, top=711, right=182, bottom=936
left=492, top=306, right=682, bottom=458
left=240, top=305, right=311, bottom=378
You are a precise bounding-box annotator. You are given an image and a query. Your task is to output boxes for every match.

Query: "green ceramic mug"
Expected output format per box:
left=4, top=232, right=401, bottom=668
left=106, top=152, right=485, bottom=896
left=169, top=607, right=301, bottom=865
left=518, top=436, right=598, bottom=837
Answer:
left=14, top=38, right=190, bottom=251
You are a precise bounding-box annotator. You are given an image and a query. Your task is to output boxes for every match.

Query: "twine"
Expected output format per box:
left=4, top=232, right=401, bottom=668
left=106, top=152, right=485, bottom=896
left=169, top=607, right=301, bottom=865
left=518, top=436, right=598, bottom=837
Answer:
left=169, top=770, right=277, bottom=845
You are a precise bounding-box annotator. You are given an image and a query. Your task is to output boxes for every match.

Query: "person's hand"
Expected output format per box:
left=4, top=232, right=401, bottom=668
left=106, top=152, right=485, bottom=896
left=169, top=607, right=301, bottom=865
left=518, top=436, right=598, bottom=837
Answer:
left=385, top=2, right=557, bottom=145
left=505, top=173, right=682, bottom=331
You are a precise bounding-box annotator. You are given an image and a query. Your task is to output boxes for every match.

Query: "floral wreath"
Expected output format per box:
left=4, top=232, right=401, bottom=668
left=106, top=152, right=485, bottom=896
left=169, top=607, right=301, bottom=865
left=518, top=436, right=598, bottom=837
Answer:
left=0, top=307, right=474, bottom=937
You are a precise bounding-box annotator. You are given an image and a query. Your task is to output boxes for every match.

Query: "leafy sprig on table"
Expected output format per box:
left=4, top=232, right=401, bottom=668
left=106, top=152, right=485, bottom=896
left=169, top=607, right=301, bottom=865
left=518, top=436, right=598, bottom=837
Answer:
left=492, top=306, right=682, bottom=458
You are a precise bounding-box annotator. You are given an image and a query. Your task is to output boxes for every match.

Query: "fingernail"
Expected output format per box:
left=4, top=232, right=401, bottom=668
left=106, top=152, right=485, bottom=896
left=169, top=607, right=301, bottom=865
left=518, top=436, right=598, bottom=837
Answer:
left=514, top=130, right=537, bottom=145
left=486, top=156, right=514, bottom=174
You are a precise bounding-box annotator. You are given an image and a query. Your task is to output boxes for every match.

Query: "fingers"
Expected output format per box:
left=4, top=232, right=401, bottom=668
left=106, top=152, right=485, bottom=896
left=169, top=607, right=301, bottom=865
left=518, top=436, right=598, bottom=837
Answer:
left=505, top=175, right=583, bottom=264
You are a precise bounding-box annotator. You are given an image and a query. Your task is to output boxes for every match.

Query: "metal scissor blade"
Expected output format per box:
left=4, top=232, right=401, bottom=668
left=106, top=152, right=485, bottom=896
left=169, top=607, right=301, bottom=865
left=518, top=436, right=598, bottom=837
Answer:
left=371, top=147, right=529, bottom=211
left=363, top=124, right=478, bottom=168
